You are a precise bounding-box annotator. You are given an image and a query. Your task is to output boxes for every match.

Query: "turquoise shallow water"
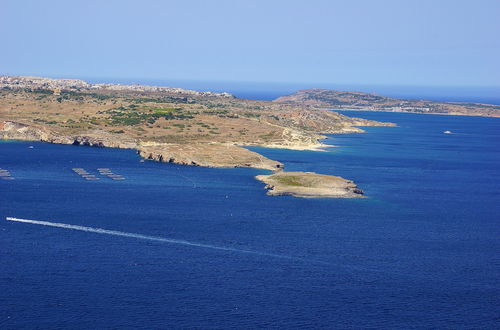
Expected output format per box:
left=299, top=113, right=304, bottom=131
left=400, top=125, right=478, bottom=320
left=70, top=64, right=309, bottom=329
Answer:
left=1, top=111, right=499, bottom=328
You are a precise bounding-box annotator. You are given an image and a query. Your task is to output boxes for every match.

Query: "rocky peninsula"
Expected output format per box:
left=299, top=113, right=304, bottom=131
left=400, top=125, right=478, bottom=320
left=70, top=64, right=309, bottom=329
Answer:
left=0, top=76, right=395, bottom=198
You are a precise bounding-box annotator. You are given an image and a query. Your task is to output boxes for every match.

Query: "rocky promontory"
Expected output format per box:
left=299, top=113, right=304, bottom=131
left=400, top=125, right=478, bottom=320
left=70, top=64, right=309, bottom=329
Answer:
left=138, top=143, right=282, bottom=170
left=0, top=121, right=280, bottom=170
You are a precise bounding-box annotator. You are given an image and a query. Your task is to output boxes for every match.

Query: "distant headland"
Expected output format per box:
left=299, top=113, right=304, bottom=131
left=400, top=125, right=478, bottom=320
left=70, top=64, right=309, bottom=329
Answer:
left=274, top=89, right=500, bottom=117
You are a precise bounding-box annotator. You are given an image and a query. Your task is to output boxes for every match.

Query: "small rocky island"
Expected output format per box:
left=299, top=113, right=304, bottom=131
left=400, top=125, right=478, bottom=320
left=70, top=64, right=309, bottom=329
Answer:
left=256, top=171, right=364, bottom=198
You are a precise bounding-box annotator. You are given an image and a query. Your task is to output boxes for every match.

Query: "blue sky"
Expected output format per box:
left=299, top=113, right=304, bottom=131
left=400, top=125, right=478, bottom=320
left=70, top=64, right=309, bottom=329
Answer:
left=1, top=0, right=499, bottom=87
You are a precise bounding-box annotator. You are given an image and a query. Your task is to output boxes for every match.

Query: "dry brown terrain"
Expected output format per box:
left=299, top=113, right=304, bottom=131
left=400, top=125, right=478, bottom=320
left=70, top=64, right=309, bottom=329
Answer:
left=0, top=76, right=395, bottom=197
left=0, top=88, right=388, bottom=148
left=0, top=76, right=393, bottom=166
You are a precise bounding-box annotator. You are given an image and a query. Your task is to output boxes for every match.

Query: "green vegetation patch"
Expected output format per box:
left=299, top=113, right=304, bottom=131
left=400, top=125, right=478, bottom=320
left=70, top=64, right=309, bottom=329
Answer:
left=242, top=113, right=261, bottom=118
left=152, top=107, right=178, bottom=114
left=272, top=175, right=306, bottom=187
left=33, top=118, right=57, bottom=125
left=105, top=105, right=194, bottom=126
left=130, top=96, right=195, bottom=104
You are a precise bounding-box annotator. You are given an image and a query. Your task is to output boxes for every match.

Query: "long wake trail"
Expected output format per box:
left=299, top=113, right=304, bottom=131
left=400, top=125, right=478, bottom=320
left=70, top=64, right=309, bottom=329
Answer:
left=5, top=217, right=305, bottom=262
left=6, top=217, right=466, bottom=281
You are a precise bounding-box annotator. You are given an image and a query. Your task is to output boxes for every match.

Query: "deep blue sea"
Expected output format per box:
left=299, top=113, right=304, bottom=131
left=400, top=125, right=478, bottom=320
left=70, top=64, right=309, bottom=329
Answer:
left=1, top=111, right=499, bottom=328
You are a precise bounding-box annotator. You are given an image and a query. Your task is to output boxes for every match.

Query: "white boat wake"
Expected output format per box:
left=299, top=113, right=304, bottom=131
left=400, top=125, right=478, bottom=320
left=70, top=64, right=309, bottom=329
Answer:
left=7, top=218, right=462, bottom=278
left=5, top=217, right=298, bottom=261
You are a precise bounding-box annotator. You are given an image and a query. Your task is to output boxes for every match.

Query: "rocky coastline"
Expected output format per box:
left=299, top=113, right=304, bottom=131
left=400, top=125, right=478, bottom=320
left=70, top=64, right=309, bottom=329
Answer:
left=1, top=120, right=368, bottom=198
left=0, top=121, right=281, bottom=170
left=0, top=76, right=397, bottom=198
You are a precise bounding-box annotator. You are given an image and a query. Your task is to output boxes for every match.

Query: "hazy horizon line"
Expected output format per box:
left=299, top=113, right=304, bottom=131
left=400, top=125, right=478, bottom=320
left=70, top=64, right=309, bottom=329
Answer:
left=3, top=72, right=500, bottom=105
left=2, top=72, right=500, bottom=90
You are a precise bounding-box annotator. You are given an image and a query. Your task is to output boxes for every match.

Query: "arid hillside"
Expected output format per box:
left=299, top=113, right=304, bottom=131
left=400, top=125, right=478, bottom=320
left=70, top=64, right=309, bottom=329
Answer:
left=0, top=76, right=393, bottom=170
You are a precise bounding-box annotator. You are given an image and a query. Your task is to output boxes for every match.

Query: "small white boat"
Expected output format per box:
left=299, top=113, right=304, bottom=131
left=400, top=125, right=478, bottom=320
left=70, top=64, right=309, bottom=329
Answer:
left=443, top=130, right=452, bottom=134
